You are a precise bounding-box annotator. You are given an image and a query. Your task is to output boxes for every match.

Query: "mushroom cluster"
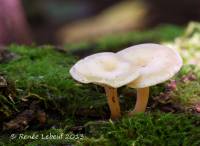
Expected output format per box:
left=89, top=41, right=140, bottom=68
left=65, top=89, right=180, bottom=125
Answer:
left=70, top=43, right=183, bottom=119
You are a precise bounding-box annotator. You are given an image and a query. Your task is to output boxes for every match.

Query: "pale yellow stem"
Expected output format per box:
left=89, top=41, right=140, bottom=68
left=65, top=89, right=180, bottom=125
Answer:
left=104, top=86, right=121, bottom=120
left=129, top=87, right=149, bottom=116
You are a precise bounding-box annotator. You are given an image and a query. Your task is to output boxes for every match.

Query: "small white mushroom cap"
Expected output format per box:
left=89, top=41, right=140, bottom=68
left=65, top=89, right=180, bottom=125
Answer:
left=117, top=43, right=183, bottom=88
left=70, top=52, right=139, bottom=88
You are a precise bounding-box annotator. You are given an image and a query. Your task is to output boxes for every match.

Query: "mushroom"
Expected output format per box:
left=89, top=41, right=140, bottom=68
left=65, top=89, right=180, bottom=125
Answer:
left=117, top=43, right=183, bottom=115
left=70, top=52, right=139, bottom=119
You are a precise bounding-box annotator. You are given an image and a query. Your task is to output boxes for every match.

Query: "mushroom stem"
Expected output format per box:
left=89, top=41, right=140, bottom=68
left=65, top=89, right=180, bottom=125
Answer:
left=104, top=86, right=121, bottom=119
left=129, top=87, right=149, bottom=115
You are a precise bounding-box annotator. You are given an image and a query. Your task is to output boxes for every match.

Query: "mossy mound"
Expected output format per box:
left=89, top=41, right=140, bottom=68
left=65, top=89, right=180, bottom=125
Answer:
left=0, top=25, right=199, bottom=146
left=0, top=45, right=109, bottom=125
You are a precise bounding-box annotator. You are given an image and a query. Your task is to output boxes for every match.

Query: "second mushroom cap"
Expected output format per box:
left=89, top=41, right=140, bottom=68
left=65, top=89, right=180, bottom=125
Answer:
left=117, top=43, right=183, bottom=88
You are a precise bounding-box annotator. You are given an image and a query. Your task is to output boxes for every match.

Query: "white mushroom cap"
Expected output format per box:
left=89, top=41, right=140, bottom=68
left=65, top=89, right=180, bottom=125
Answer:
left=117, top=43, right=183, bottom=88
left=70, top=52, right=139, bottom=88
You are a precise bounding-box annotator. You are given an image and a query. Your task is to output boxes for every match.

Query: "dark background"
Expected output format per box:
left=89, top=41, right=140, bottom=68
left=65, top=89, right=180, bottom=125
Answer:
left=1, top=0, right=200, bottom=45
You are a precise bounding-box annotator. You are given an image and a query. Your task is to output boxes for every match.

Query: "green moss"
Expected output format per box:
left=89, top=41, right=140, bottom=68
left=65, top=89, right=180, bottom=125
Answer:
left=0, top=45, right=199, bottom=122
left=1, top=113, right=199, bottom=146
left=1, top=45, right=75, bottom=89
left=79, top=113, right=200, bottom=146
left=0, top=45, right=111, bottom=145
left=169, top=65, right=200, bottom=106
